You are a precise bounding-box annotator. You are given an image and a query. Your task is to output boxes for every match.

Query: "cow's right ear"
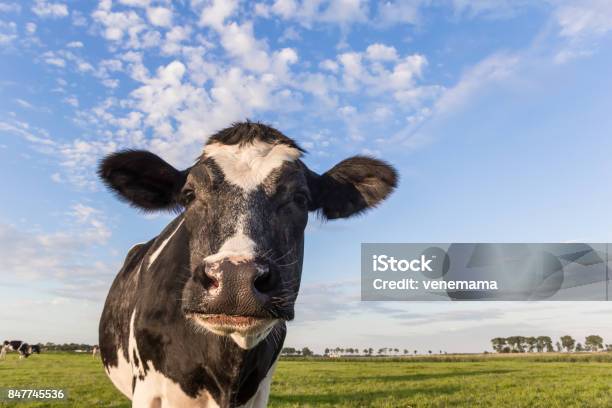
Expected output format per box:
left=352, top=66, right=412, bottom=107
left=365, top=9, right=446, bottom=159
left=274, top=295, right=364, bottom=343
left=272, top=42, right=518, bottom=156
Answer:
left=98, top=150, right=187, bottom=211
left=306, top=156, right=398, bottom=219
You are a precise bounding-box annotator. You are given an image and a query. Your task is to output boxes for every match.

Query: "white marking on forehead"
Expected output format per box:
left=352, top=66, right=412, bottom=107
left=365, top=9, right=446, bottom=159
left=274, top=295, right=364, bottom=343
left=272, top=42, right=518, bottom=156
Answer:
left=203, top=140, right=301, bottom=192
left=148, top=219, right=184, bottom=268
left=204, top=216, right=255, bottom=264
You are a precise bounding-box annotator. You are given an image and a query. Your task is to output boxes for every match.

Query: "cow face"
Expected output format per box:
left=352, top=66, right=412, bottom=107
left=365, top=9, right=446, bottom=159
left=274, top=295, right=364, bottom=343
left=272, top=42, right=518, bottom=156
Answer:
left=99, top=123, right=397, bottom=349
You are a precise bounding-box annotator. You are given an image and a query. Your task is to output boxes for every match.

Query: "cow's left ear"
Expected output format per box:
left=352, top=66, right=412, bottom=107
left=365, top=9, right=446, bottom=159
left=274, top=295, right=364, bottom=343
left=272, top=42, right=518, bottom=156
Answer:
left=307, top=156, right=398, bottom=219
left=98, top=150, right=187, bottom=211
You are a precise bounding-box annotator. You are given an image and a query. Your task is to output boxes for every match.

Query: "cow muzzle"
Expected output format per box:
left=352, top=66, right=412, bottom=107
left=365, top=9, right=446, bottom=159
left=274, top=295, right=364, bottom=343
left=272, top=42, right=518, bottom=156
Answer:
left=185, top=258, right=281, bottom=344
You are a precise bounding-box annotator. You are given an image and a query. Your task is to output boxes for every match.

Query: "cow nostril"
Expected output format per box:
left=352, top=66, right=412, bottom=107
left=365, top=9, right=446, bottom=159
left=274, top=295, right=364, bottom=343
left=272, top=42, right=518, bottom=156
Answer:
left=253, top=268, right=276, bottom=294
left=195, top=264, right=219, bottom=291
left=203, top=273, right=219, bottom=291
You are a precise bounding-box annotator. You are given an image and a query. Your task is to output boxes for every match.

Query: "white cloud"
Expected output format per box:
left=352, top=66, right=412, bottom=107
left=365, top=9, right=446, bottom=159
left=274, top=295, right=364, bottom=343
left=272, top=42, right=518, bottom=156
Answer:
left=279, top=26, right=301, bottom=42
left=66, top=40, right=83, bottom=48
left=15, top=98, right=33, bottom=108
left=199, top=0, right=238, bottom=30
left=450, top=0, right=531, bottom=19
left=147, top=6, right=172, bottom=27
left=92, top=1, right=144, bottom=42
left=338, top=104, right=356, bottom=116
left=335, top=46, right=429, bottom=102
left=547, top=1, right=612, bottom=63
left=57, top=137, right=119, bottom=188
left=435, top=52, right=519, bottom=115
left=270, top=0, right=297, bottom=19
left=376, top=0, right=420, bottom=26
left=553, top=47, right=593, bottom=64
left=100, top=58, right=123, bottom=72
left=254, top=3, right=270, bottom=17
left=160, top=25, right=191, bottom=55
left=63, top=95, right=79, bottom=107
left=102, top=78, right=120, bottom=88
left=44, top=56, right=66, bottom=67
left=0, top=119, right=55, bottom=147
left=555, top=0, right=612, bottom=39
left=0, top=2, right=20, bottom=13
left=119, top=0, right=150, bottom=7
left=25, top=22, right=36, bottom=33
left=265, top=0, right=369, bottom=26
left=71, top=10, right=87, bottom=26
left=0, top=19, right=16, bottom=45
left=321, top=0, right=368, bottom=25
left=394, top=85, right=443, bottom=106
left=219, top=21, right=271, bottom=72
left=70, top=203, right=111, bottom=245
left=0, top=203, right=113, bottom=301
left=372, top=106, right=392, bottom=121
left=365, top=43, right=398, bottom=61
left=319, top=59, right=339, bottom=72
left=51, top=172, right=63, bottom=183
left=31, top=0, right=68, bottom=18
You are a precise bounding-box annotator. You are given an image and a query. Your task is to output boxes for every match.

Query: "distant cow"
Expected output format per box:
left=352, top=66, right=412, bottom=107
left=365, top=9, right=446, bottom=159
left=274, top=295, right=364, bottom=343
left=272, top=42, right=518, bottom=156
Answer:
left=3, top=340, right=31, bottom=359
left=98, top=122, right=397, bottom=407
left=30, top=345, right=41, bottom=354
left=92, top=345, right=99, bottom=358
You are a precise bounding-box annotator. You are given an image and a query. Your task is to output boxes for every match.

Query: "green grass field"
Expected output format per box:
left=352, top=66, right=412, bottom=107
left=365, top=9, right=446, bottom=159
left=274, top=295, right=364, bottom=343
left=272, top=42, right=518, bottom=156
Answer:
left=2, top=353, right=612, bottom=407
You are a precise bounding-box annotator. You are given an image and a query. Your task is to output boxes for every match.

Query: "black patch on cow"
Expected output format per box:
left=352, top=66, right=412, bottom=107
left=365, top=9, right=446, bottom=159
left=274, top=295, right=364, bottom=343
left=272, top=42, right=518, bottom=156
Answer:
left=18, top=342, right=30, bottom=357
left=99, top=239, right=155, bottom=369
left=98, top=150, right=187, bottom=211
left=132, top=350, right=139, bottom=368
left=307, top=155, right=398, bottom=219
left=205, top=121, right=304, bottom=152
left=6, top=340, right=31, bottom=357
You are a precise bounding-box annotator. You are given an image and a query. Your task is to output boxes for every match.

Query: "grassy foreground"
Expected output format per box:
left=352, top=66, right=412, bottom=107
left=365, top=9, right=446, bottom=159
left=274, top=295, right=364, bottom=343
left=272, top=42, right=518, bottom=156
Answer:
left=1, top=353, right=612, bottom=407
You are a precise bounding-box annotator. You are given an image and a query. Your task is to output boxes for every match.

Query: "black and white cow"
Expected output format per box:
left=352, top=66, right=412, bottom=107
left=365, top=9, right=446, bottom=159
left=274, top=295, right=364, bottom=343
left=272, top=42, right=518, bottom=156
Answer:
left=3, top=340, right=31, bottom=359
left=98, top=122, right=397, bottom=407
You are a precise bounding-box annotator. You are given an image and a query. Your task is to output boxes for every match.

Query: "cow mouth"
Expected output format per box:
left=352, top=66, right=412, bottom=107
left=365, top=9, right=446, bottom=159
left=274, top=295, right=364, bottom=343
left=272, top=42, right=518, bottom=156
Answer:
left=195, top=314, right=269, bottom=326
left=186, top=312, right=276, bottom=333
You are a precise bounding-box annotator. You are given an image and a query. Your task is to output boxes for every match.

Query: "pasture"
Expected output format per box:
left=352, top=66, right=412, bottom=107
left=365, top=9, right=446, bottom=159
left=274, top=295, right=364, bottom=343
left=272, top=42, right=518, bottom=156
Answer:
left=1, top=353, right=612, bottom=407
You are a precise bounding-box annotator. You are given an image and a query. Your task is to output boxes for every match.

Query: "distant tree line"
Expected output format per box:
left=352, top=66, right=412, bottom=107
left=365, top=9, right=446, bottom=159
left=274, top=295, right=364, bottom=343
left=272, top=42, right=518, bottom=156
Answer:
left=491, top=335, right=610, bottom=353
left=39, top=343, right=97, bottom=352
left=325, top=347, right=447, bottom=356
left=283, top=347, right=447, bottom=357
left=281, top=347, right=314, bottom=356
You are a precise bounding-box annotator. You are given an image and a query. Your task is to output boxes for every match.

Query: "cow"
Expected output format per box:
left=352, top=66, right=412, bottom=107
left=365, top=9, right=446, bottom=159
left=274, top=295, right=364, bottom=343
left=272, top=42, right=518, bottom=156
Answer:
left=93, top=345, right=99, bottom=358
left=3, top=340, right=31, bottom=359
left=98, top=122, right=397, bottom=407
left=30, top=344, right=41, bottom=354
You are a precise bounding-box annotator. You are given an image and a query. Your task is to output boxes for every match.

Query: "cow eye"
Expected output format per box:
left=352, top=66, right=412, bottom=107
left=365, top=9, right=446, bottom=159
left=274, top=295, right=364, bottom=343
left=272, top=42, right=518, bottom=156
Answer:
left=293, top=192, right=308, bottom=209
left=180, top=188, right=196, bottom=206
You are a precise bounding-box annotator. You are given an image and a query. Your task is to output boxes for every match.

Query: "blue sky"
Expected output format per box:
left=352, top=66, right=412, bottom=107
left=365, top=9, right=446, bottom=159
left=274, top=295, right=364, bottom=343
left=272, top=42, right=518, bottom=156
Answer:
left=1, top=0, right=612, bottom=353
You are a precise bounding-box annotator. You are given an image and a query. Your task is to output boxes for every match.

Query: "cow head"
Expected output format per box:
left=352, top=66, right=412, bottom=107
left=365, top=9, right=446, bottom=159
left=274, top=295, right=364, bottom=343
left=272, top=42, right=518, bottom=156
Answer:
left=99, top=122, right=397, bottom=349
